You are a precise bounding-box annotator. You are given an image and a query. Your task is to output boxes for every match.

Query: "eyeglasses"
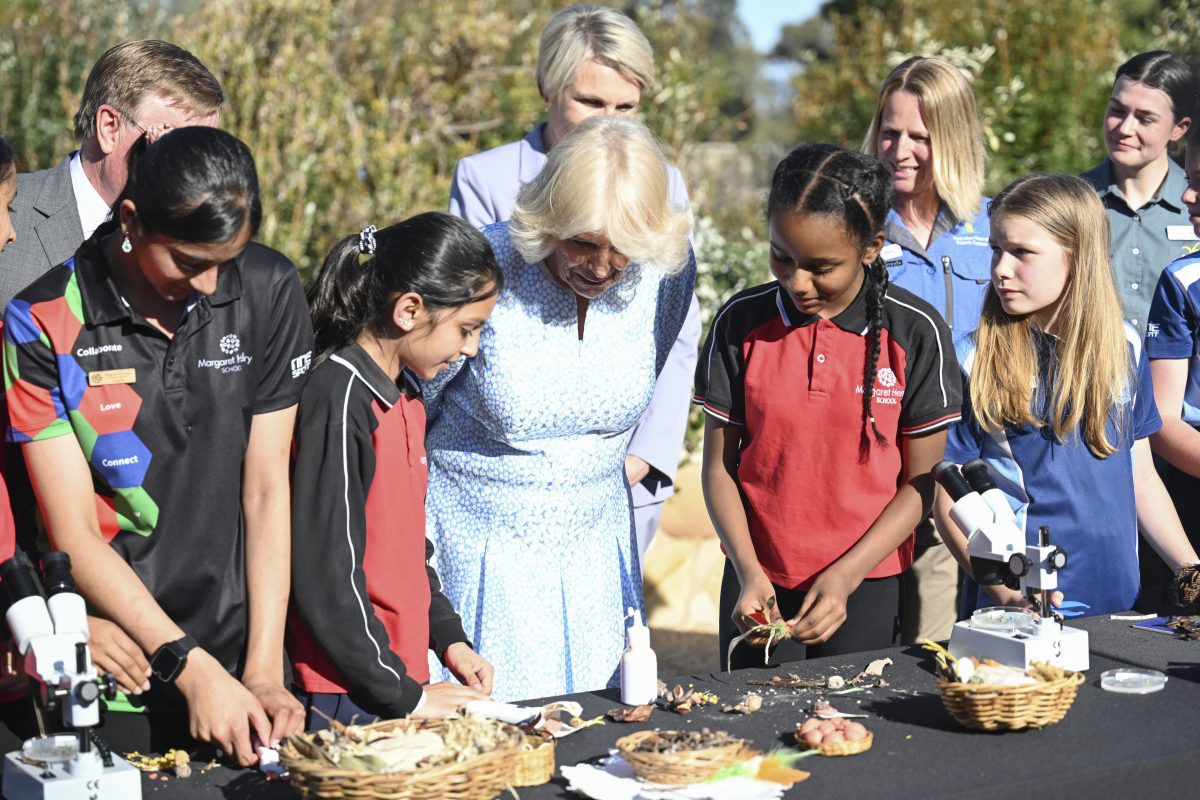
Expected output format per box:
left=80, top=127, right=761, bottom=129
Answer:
left=111, top=106, right=173, bottom=139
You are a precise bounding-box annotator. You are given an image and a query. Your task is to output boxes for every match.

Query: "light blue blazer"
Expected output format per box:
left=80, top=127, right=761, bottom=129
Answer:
left=449, top=123, right=701, bottom=507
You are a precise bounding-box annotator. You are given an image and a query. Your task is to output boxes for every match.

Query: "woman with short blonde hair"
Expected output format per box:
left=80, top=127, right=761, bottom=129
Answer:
left=510, top=116, right=691, bottom=272
left=447, top=3, right=701, bottom=589
left=426, top=115, right=696, bottom=701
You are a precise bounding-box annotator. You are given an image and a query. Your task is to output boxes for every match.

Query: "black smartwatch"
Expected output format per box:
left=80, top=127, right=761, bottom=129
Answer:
left=150, top=635, right=198, bottom=683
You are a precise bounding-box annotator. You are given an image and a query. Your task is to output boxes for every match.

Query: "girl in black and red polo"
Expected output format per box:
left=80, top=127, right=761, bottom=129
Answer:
left=696, top=144, right=961, bottom=668
left=288, top=213, right=502, bottom=728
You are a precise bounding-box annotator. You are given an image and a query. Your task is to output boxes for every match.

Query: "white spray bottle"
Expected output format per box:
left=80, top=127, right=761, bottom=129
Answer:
left=620, top=607, right=658, bottom=705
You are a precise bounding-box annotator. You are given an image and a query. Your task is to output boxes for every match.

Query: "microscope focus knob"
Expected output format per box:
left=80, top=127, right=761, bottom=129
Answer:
left=75, top=681, right=101, bottom=705
left=99, top=672, right=119, bottom=700
left=1007, top=552, right=1030, bottom=578
left=1048, top=548, right=1068, bottom=571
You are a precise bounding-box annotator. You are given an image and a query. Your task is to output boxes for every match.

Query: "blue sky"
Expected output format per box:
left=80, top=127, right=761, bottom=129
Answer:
left=737, top=0, right=822, bottom=54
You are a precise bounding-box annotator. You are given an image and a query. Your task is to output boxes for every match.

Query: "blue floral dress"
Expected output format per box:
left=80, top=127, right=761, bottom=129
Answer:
left=423, top=222, right=696, bottom=701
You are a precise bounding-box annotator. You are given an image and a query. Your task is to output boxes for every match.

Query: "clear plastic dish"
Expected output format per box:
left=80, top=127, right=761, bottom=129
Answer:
left=969, top=606, right=1038, bottom=633
left=1100, top=668, right=1167, bottom=694
left=22, top=734, right=78, bottom=764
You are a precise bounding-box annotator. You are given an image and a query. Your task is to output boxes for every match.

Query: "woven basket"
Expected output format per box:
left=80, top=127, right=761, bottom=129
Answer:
left=817, top=731, right=873, bottom=756
left=513, top=735, right=556, bottom=787
left=615, top=730, right=746, bottom=785
left=279, top=718, right=522, bottom=800
left=938, top=671, right=1084, bottom=731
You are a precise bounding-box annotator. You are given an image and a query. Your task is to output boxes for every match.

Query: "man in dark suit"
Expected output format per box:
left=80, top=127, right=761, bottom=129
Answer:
left=0, top=40, right=224, bottom=307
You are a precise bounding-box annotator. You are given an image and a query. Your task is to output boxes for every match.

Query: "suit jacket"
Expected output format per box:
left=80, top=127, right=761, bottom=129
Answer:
left=449, top=123, right=701, bottom=507
left=0, top=158, right=84, bottom=312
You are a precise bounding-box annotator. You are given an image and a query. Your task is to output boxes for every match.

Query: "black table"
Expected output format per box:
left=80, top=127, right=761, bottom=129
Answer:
left=7, top=617, right=1199, bottom=799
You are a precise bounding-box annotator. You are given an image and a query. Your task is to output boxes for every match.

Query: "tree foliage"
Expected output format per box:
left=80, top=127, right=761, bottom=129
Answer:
left=788, top=0, right=1127, bottom=193
left=0, top=0, right=755, bottom=276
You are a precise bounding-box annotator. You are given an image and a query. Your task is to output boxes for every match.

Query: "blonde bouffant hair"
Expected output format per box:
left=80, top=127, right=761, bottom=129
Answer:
left=862, top=56, right=987, bottom=223
left=509, top=116, right=692, bottom=274
left=970, top=174, right=1131, bottom=458
left=537, top=5, right=655, bottom=103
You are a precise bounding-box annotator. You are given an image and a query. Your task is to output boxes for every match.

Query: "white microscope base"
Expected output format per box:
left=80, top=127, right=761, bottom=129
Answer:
left=2, top=752, right=142, bottom=800
left=947, top=621, right=1090, bottom=672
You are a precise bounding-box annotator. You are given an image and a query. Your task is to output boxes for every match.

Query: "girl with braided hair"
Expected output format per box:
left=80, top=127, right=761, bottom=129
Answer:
left=696, top=144, right=961, bottom=667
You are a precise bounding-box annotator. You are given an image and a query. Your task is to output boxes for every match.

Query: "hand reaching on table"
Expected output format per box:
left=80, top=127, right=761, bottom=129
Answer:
left=734, top=571, right=783, bottom=645
left=177, top=649, right=271, bottom=766
left=787, top=566, right=856, bottom=645
left=442, top=642, right=494, bottom=694
left=243, top=676, right=305, bottom=746
left=410, top=681, right=491, bottom=720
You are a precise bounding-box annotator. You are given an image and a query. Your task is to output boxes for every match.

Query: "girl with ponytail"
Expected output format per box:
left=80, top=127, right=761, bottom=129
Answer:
left=695, top=144, right=961, bottom=667
left=288, top=212, right=501, bottom=727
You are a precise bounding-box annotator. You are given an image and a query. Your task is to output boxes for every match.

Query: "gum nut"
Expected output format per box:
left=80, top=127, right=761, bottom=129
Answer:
left=799, top=718, right=821, bottom=734
left=818, top=721, right=835, bottom=735
left=845, top=726, right=867, bottom=742
left=823, top=731, right=846, bottom=744
left=827, top=675, right=845, bottom=689
left=802, top=730, right=824, bottom=747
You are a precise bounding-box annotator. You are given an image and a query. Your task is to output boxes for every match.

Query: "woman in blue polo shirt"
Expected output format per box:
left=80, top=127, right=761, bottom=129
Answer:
left=3, top=128, right=312, bottom=763
left=861, top=56, right=992, bottom=643
left=936, top=174, right=1197, bottom=618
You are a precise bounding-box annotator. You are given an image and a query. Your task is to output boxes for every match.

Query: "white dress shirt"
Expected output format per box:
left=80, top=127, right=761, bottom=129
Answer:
left=69, top=152, right=113, bottom=240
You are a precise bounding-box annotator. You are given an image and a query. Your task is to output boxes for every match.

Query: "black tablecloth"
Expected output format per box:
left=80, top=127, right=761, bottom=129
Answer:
left=6, top=616, right=1199, bottom=799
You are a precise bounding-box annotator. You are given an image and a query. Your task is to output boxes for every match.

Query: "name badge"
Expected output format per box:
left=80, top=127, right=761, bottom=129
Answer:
left=1166, top=225, right=1200, bottom=241
left=88, top=369, right=136, bottom=386
left=880, top=244, right=903, bottom=265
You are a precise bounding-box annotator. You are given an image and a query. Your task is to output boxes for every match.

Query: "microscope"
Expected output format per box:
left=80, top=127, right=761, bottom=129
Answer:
left=933, top=459, right=1089, bottom=672
left=1, top=551, right=142, bottom=800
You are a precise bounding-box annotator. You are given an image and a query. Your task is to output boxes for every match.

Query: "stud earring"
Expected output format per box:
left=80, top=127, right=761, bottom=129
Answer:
left=400, top=319, right=412, bottom=330
left=120, top=233, right=133, bottom=254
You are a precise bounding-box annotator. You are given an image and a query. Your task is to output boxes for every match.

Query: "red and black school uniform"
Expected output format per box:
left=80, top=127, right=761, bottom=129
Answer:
left=3, top=232, right=314, bottom=715
left=695, top=279, right=960, bottom=664
left=287, top=343, right=469, bottom=727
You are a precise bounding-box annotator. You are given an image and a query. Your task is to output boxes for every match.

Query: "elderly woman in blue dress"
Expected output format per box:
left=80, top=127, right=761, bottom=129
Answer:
left=449, top=4, right=700, bottom=565
left=426, top=115, right=695, bottom=701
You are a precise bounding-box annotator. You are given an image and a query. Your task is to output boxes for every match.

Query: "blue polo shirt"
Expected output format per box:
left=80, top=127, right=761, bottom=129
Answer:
left=946, top=326, right=1161, bottom=617
left=882, top=204, right=992, bottom=335
left=1146, top=252, right=1200, bottom=423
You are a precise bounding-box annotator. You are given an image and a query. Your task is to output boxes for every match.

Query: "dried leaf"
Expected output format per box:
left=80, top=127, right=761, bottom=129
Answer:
left=606, top=704, right=654, bottom=723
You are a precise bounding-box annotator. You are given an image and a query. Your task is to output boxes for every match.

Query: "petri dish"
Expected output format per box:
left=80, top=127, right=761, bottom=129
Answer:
left=22, top=734, right=79, bottom=764
left=969, top=606, right=1038, bottom=633
left=1100, top=668, right=1167, bottom=694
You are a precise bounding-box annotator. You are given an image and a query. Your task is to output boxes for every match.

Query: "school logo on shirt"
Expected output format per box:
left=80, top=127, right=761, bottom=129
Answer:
left=856, top=367, right=905, bottom=405
left=199, top=332, right=253, bottom=374
left=1146, top=323, right=1160, bottom=338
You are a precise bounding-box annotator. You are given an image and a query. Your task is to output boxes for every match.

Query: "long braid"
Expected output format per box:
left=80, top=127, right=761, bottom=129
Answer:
left=860, top=255, right=890, bottom=460
left=767, top=144, right=896, bottom=461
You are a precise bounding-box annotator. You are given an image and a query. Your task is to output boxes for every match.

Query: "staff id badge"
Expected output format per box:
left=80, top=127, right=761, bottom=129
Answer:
left=88, top=369, right=136, bottom=386
left=1166, top=225, right=1200, bottom=241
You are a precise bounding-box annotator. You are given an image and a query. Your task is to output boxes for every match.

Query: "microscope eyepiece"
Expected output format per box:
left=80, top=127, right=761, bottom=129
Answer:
left=40, top=551, right=75, bottom=597
left=0, top=553, right=44, bottom=604
left=932, top=460, right=973, bottom=501
left=962, top=459, right=998, bottom=494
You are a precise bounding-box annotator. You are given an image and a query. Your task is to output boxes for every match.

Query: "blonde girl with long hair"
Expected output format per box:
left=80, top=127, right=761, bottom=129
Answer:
left=934, top=174, right=1198, bottom=617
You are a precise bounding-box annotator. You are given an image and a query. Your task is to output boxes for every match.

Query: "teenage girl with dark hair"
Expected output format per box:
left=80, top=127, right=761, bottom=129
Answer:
left=288, top=213, right=501, bottom=728
left=4, top=127, right=313, bottom=763
left=1081, top=50, right=1198, bottom=334
left=696, top=144, right=961, bottom=667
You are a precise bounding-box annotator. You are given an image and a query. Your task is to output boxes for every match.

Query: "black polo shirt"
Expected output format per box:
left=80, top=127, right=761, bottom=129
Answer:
left=3, top=235, right=314, bottom=692
left=694, top=280, right=960, bottom=589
